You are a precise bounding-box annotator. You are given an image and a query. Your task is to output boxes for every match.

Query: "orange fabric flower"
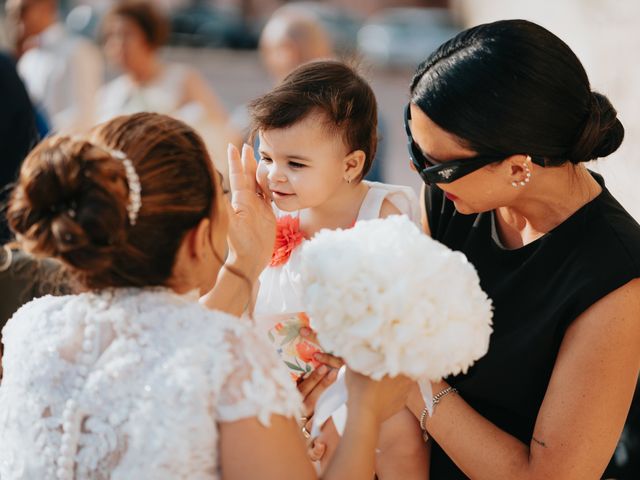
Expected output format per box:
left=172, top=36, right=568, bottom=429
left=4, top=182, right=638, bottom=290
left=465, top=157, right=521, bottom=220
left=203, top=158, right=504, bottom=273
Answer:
left=296, top=340, right=322, bottom=368
left=270, top=215, right=305, bottom=267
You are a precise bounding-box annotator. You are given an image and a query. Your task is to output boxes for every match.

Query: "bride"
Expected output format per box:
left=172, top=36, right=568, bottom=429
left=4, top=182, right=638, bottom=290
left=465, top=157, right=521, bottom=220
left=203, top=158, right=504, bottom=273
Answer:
left=0, top=112, right=410, bottom=479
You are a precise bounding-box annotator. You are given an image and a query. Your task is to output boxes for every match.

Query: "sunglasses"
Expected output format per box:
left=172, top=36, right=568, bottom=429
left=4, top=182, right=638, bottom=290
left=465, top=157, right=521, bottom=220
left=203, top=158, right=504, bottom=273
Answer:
left=404, top=104, right=545, bottom=185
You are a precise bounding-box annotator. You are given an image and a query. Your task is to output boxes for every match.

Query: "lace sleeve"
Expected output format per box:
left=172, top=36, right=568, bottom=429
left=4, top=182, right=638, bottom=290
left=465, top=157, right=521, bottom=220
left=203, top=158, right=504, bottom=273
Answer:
left=214, top=320, right=302, bottom=426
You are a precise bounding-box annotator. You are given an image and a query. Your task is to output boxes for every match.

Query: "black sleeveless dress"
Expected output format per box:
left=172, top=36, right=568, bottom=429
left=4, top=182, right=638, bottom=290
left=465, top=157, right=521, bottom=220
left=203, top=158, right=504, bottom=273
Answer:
left=425, top=173, right=640, bottom=479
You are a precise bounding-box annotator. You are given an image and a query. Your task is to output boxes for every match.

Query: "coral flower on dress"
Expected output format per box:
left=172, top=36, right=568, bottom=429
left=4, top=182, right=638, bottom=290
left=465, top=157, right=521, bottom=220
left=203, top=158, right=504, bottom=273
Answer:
left=270, top=215, right=305, bottom=267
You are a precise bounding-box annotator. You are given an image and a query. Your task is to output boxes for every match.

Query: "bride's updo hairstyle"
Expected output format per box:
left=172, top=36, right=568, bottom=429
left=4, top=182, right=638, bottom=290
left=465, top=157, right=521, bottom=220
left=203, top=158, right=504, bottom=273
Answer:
left=7, top=112, right=218, bottom=289
left=410, top=19, right=624, bottom=165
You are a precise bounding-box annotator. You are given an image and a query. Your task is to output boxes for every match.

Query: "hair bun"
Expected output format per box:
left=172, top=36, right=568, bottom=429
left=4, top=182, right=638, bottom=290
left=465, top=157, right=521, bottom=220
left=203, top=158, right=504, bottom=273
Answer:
left=7, top=136, right=131, bottom=273
left=569, top=92, right=624, bottom=163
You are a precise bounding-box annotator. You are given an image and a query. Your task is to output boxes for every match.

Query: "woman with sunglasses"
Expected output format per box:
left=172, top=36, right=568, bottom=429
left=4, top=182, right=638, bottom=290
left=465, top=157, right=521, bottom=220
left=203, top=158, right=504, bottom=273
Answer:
left=403, top=19, right=640, bottom=479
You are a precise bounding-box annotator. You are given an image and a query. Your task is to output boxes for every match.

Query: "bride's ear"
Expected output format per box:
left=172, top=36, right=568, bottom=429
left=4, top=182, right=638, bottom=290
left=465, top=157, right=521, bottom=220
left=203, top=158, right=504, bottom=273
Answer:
left=189, top=217, right=213, bottom=261
left=343, top=150, right=366, bottom=183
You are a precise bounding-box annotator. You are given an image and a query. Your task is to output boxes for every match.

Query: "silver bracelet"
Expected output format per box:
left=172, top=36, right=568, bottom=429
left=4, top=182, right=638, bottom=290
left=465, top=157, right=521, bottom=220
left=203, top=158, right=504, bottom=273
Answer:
left=419, top=386, right=458, bottom=442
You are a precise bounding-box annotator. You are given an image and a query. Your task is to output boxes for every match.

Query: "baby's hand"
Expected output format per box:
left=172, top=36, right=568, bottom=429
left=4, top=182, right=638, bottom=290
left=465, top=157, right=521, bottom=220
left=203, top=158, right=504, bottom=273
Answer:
left=307, top=418, right=340, bottom=467
left=299, top=327, right=345, bottom=370
left=311, top=351, right=345, bottom=370
left=297, top=365, right=338, bottom=417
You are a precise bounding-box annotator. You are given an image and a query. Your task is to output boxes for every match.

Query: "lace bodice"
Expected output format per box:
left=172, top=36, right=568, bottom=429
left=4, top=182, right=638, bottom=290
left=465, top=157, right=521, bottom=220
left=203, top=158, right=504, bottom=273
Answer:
left=0, top=288, right=301, bottom=479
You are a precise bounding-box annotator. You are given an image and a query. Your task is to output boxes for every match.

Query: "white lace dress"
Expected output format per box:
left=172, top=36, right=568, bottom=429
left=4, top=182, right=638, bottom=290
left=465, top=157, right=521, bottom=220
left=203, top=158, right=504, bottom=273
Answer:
left=0, top=288, right=301, bottom=479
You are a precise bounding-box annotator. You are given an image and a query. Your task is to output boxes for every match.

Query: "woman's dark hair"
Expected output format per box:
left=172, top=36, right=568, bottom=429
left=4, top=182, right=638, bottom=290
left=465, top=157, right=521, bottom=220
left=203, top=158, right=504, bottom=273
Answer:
left=106, top=0, right=170, bottom=49
left=250, top=60, right=378, bottom=181
left=7, top=113, right=218, bottom=289
left=410, top=19, right=624, bottom=165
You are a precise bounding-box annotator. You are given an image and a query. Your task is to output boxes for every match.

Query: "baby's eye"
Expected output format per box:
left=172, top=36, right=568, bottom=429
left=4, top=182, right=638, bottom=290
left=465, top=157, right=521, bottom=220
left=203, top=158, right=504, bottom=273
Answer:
left=260, top=157, right=272, bottom=163
left=289, top=161, right=306, bottom=169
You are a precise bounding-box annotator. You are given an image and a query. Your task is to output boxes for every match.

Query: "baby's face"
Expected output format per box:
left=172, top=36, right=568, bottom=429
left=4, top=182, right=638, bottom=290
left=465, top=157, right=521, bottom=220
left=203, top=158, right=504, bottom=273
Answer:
left=256, top=111, right=351, bottom=212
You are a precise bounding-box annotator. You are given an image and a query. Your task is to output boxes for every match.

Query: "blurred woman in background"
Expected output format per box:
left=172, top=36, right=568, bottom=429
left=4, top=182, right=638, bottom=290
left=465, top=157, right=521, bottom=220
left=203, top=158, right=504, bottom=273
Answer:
left=98, top=0, right=239, bottom=183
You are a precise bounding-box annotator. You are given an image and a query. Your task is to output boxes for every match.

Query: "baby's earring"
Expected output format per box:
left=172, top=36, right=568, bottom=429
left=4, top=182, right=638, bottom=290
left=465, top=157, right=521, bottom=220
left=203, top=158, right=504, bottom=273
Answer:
left=345, top=177, right=352, bottom=184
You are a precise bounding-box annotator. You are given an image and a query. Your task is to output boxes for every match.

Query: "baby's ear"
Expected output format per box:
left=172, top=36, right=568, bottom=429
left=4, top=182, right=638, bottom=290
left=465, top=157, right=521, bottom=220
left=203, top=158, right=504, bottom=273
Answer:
left=343, top=150, right=366, bottom=182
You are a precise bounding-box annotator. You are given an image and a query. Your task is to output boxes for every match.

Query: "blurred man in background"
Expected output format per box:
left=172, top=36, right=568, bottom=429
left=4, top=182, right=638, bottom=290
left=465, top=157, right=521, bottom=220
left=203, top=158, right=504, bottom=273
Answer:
left=0, top=51, right=38, bottom=243
left=259, top=6, right=334, bottom=83
left=5, top=0, right=103, bottom=133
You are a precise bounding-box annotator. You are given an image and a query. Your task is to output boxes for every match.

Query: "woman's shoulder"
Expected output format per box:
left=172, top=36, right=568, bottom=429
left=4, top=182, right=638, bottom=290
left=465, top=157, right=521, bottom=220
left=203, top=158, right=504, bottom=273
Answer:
left=129, top=289, right=243, bottom=335
left=580, top=186, right=640, bottom=275
left=2, top=294, right=76, bottom=359
left=597, top=185, right=640, bottom=239
left=163, top=62, right=196, bottom=89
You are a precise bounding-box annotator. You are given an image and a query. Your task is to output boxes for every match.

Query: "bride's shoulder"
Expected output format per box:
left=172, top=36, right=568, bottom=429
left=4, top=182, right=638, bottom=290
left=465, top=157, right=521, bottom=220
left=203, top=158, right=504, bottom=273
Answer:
left=149, top=295, right=257, bottom=349
left=3, top=294, right=74, bottom=338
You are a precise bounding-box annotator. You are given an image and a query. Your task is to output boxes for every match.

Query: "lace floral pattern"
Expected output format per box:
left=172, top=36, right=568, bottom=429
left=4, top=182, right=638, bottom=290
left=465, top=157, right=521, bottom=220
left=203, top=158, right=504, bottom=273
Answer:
left=0, top=289, right=301, bottom=479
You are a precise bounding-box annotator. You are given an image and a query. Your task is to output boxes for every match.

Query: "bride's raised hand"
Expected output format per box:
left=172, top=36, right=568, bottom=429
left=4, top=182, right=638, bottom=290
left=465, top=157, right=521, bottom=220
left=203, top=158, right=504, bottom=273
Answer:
left=225, top=143, right=276, bottom=279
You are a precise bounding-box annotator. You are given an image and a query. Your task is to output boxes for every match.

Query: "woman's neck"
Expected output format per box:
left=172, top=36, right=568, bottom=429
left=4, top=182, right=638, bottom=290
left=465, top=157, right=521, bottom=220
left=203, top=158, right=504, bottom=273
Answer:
left=300, top=182, right=370, bottom=238
left=495, top=165, right=602, bottom=249
left=128, top=55, right=163, bottom=85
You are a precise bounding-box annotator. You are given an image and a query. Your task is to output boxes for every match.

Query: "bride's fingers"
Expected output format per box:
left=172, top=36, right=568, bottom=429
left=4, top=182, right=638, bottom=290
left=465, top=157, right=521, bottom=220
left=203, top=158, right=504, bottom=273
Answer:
left=241, top=143, right=258, bottom=183
left=227, top=143, right=246, bottom=195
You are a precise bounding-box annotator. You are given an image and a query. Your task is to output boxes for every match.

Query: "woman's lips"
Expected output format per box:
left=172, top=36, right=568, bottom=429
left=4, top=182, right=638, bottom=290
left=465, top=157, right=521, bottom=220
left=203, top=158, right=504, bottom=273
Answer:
left=444, top=192, right=458, bottom=201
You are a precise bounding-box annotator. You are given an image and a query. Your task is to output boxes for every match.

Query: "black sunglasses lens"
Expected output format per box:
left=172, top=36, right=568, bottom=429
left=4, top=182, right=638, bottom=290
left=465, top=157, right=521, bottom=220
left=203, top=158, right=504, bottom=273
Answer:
left=410, top=145, right=422, bottom=169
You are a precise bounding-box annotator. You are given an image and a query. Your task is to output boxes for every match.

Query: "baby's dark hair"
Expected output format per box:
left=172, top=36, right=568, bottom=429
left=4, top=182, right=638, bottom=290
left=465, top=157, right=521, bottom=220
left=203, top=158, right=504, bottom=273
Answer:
left=250, top=60, right=378, bottom=181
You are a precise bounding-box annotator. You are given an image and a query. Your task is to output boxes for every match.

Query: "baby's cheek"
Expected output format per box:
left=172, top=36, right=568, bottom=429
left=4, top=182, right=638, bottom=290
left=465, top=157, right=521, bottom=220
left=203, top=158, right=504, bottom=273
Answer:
left=256, top=163, right=269, bottom=187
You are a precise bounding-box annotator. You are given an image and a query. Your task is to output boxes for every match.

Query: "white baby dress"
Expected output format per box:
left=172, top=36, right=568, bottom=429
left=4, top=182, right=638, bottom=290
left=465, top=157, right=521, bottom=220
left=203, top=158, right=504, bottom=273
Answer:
left=254, top=181, right=420, bottom=380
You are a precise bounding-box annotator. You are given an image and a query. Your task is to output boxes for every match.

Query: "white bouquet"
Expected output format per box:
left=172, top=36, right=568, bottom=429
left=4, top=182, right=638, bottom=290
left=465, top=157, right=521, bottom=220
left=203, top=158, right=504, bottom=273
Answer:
left=300, top=215, right=493, bottom=434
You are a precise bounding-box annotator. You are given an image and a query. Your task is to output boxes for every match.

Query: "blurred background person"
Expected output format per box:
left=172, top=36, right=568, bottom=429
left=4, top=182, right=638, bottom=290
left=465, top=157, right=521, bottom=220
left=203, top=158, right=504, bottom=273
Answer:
left=232, top=4, right=385, bottom=181
left=4, top=0, right=103, bottom=133
left=99, top=0, right=239, bottom=183
left=0, top=50, right=71, bottom=378
left=0, top=50, right=38, bottom=243
left=230, top=6, right=333, bottom=141
left=259, top=5, right=334, bottom=83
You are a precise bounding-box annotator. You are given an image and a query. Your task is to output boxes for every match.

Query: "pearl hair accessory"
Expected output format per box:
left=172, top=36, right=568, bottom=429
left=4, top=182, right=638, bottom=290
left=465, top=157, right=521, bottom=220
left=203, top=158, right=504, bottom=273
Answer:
left=511, top=156, right=532, bottom=188
left=109, top=150, right=142, bottom=226
left=65, top=138, right=141, bottom=226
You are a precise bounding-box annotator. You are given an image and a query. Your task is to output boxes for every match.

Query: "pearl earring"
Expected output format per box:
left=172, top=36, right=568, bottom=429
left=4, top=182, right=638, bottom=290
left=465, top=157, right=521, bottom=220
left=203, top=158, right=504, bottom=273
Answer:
left=512, top=157, right=532, bottom=188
